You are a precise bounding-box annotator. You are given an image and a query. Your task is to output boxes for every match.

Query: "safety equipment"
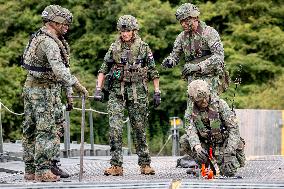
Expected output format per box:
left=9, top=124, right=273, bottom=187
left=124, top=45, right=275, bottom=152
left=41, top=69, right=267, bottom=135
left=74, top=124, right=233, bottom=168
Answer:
left=153, top=91, right=161, bottom=108
left=73, top=81, right=89, bottom=97
left=188, top=79, right=210, bottom=101
left=104, top=165, right=123, bottom=176
left=195, top=146, right=208, bottom=163
left=117, top=15, right=139, bottom=31
left=175, top=3, right=200, bottom=21
left=93, top=88, right=104, bottom=101
left=161, top=57, right=175, bottom=68
left=182, top=63, right=200, bottom=76
left=41, top=5, right=73, bottom=25
left=140, top=165, right=155, bottom=175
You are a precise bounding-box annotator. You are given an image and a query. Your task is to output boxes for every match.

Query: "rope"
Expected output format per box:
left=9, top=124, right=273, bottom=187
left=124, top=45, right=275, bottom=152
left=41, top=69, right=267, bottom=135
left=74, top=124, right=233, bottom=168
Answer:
left=73, top=107, right=108, bottom=115
left=0, top=102, right=24, bottom=116
left=72, top=107, right=129, bottom=123
left=0, top=101, right=129, bottom=123
left=156, top=134, right=172, bottom=156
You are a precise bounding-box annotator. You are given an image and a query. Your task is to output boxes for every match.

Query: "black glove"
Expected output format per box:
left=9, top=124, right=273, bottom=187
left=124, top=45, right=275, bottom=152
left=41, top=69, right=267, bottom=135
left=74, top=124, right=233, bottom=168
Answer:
left=162, top=58, right=174, bottom=68
left=222, top=154, right=237, bottom=177
left=66, top=97, right=73, bottom=111
left=153, top=91, right=161, bottom=107
left=195, top=147, right=208, bottom=163
left=94, top=88, right=103, bottom=101
left=182, top=63, right=200, bottom=76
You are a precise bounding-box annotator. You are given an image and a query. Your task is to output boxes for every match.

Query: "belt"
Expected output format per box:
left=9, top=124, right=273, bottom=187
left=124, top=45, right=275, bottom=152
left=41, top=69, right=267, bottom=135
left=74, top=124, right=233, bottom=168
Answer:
left=24, top=80, right=57, bottom=88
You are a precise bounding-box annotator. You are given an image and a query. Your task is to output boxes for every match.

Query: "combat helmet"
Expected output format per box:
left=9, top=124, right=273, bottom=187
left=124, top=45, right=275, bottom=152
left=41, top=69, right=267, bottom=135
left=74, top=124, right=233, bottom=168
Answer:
left=175, top=3, right=200, bottom=21
left=117, top=15, right=139, bottom=31
left=188, top=80, right=210, bottom=101
left=41, top=5, right=73, bottom=25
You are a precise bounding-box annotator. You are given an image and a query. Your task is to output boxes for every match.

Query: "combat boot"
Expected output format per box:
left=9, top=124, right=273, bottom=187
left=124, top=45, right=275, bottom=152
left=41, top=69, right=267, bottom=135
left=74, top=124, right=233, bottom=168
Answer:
left=24, top=173, right=35, bottom=180
left=35, top=170, right=60, bottom=182
left=51, top=162, right=70, bottom=178
left=104, top=165, right=123, bottom=176
left=140, top=165, right=155, bottom=175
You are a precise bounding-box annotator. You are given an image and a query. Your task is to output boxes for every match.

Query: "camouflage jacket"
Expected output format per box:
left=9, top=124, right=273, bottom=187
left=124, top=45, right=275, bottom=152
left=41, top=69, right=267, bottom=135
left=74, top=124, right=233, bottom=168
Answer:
left=168, top=21, right=224, bottom=78
left=98, top=35, right=159, bottom=100
left=186, top=96, right=240, bottom=153
left=22, top=26, right=77, bottom=88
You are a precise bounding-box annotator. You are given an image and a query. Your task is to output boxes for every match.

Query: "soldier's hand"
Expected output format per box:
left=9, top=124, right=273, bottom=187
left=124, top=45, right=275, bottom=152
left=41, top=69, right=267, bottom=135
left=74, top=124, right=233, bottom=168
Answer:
left=182, top=64, right=200, bottom=76
left=153, top=91, right=161, bottom=108
left=195, top=145, right=208, bottom=163
left=222, top=154, right=237, bottom=176
left=73, top=81, right=89, bottom=97
left=66, top=96, right=73, bottom=111
left=93, top=87, right=103, bottom=101
left=161, top=57, right=174, bottom=68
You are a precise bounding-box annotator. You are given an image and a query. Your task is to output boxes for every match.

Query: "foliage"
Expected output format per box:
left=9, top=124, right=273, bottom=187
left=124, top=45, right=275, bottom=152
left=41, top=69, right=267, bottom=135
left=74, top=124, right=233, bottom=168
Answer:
left=0, top=0, right=283, bottom=154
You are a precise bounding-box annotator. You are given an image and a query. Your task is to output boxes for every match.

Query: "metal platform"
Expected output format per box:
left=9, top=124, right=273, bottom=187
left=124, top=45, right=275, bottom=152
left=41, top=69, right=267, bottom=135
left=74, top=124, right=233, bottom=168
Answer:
left=0, top=155, right=284, bottom=188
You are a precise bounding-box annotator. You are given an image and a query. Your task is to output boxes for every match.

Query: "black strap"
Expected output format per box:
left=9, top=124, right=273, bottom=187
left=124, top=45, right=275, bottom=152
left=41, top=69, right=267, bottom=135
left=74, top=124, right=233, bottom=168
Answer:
left=186, top=50, right=212, bottom=62
left=22, top=62, right=52, bottom=72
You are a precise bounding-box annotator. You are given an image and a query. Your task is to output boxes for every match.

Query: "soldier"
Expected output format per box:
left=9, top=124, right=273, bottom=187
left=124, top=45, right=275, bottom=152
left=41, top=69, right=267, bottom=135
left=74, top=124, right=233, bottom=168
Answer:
left=162, top=3, right=229, bottom=121
left=94, top=15, right=160, bottom=176
left=180, top=80, right=245, bottom=177
left=22, top=5, right=88, bottom=182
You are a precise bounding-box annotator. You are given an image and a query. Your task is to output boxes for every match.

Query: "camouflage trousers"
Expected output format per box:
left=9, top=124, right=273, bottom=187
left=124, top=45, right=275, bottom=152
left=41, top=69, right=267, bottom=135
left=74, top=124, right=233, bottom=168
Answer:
left=107, top=91, right=151, bottom=166
left=180, top=134, right=246, bottom=176
left=184, top=76, right=220, bottom=128
left=22, top=84, right=64, bottom=174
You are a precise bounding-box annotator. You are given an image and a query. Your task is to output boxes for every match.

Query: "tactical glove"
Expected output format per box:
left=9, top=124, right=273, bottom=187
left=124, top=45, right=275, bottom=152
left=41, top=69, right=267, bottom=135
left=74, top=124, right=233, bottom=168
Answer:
left=153, top=91, right=161, bottom=108
left=94, top=88, right=104, bottom=101
left=66, top=96, right=73, bottom=111
left=161, top=57, right=174, bottom=68
left=182, top=63, right=200, bottom=76
left=195, top=145, right=208, bottom=163
left=73, top=81, right=89, bottom=97
left=222, top=154, right=237, bottom=177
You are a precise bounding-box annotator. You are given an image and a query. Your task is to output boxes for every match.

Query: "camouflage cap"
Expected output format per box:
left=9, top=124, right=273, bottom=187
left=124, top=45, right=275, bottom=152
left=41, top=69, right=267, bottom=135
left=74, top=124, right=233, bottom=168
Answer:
left=117, top=15, right=139, bottom=31
left=175, top=3, right=200, bottom=21
left=41, top=5, right=73, bottom=25
left=188, top=80, right=210, bottom=101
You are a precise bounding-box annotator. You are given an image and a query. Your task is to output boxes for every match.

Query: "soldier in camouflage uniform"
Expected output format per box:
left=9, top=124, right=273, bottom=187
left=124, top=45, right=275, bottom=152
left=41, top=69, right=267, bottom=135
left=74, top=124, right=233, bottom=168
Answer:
left=22, top=5, right=88, bottom=182
left=162, top=3, right=229, bottom=125
left=94, top=15, right=160, bottom=176
left=180, top=80, right=245, bottom=177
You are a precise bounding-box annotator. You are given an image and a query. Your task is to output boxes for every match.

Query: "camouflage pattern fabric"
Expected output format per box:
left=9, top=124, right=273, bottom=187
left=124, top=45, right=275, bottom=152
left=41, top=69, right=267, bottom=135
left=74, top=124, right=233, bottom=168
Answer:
left=22, top=86, right=60, bottom=174
left=175, top=3, right=200, bottom=21
left=108, top=92, right=151, bottom=166
left=163, top=21, right=225, bottom=128
left=22, top=26, right=78, bottom=175
left=180, top=95, right=246, bottom=176
left=117, top=15, right=139, bottom=31
left=41, top=5, right=73, bottom=25
left=99, top=34, right=159, bottom=166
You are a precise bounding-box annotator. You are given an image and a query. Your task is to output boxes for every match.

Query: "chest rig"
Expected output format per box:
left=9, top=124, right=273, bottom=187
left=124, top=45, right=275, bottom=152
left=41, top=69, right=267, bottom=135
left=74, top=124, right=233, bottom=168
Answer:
left=22, top=26, right=70, bottom=80
left=111, top=37, right=148, bottom=103
left=193, top=102, right=228, bottom=144
left=181, top=22, right=212, bottom=64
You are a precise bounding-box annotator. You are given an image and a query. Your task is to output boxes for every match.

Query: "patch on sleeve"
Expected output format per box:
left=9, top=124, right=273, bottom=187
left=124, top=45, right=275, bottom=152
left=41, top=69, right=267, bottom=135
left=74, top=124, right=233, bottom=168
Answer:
left=148, top=52, right=154, bottom=61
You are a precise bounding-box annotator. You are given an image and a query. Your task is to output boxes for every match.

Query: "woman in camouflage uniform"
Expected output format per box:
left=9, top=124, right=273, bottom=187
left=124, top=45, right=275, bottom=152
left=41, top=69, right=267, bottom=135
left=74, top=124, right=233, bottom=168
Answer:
left=94, top=15, right=160, bottom=176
